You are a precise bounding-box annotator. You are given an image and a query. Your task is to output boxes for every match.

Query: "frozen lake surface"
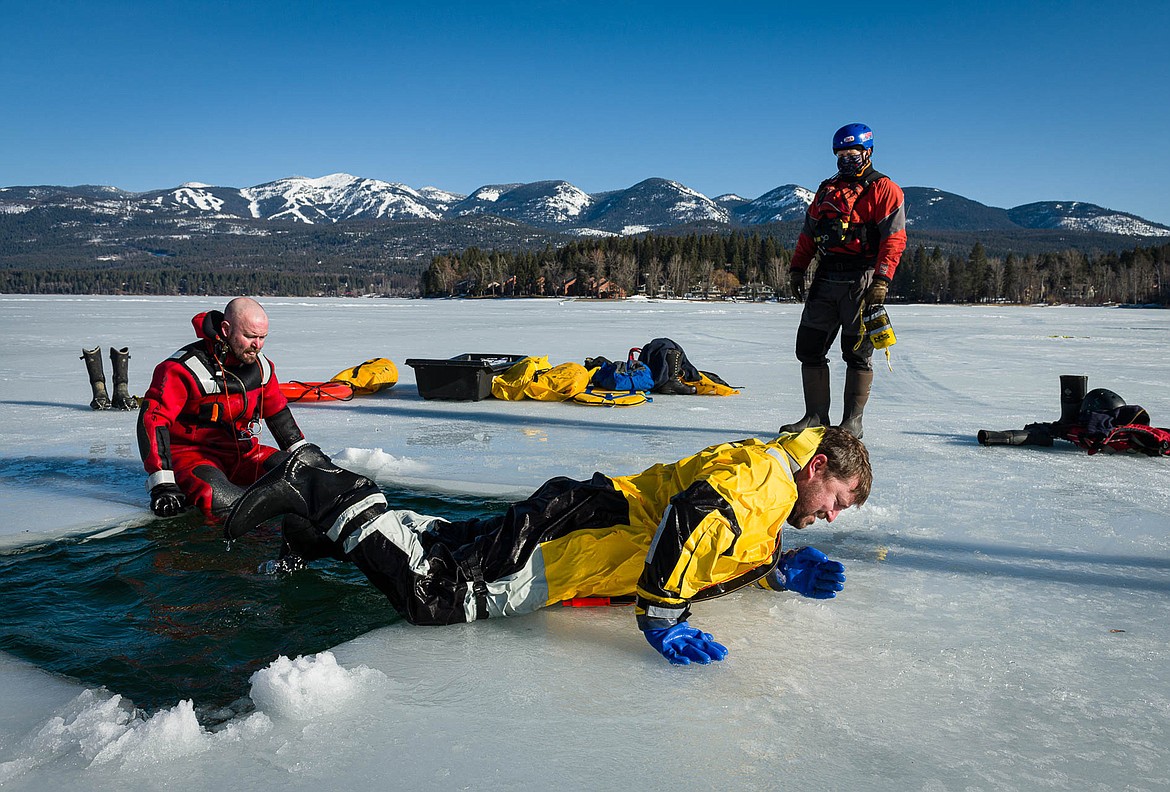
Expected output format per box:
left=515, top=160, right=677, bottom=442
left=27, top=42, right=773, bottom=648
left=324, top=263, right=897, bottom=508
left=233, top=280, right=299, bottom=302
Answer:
left=0, top=295, right=1167, bottom=790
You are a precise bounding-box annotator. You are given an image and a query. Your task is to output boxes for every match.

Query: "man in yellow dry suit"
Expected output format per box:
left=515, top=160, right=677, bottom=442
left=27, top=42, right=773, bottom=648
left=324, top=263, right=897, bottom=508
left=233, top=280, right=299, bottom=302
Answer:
left=223, top=426, right=871, bottom=665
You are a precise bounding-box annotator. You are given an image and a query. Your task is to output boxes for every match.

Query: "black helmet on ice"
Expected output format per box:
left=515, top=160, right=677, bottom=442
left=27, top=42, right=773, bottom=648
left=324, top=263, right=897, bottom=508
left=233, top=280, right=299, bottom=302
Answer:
left=1080, top=388, right=1125, bottom=415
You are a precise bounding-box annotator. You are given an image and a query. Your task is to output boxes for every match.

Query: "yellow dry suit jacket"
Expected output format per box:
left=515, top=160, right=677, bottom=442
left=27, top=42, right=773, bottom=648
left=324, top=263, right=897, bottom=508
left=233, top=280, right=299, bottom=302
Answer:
left=537, top=428, right=823, bottom=630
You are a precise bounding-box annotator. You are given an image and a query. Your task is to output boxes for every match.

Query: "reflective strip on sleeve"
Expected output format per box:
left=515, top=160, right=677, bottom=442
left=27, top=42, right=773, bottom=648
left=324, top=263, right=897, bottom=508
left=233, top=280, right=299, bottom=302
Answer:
left=146, top=470, right=176, bottom=490
left=644, top=603, right=685, bottom=620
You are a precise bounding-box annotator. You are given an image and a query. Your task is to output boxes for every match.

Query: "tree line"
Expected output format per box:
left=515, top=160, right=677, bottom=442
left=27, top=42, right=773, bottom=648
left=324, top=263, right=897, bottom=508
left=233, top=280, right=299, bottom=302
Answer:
left=3, top=223, right=1166, bottom=305
left=420, top=232, right=1170, bottom=305
left=422, top=232, right=794, bottom=299
left=0, top=267, right=416, bottom=297
left=894, top=241, right=1169, bottom=304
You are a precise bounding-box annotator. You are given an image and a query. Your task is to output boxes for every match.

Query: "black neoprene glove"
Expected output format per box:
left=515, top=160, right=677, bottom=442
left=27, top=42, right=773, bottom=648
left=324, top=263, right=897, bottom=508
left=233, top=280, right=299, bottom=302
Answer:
left=150, top=483, right=187, bottom=517
left=790, top=270, right=807, bottom=302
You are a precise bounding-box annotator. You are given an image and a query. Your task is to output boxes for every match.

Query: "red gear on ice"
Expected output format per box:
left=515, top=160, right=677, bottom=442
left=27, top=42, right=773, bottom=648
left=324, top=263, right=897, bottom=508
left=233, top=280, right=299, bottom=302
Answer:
left=137, top=310, right=303, bottom=521
left=1062, top=422, right=1170, bottom=456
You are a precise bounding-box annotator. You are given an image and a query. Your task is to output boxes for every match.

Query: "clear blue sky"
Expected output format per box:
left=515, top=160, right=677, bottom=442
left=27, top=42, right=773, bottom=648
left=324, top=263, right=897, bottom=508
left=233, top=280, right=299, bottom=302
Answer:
left=4, top=1, right=1168, bottom=224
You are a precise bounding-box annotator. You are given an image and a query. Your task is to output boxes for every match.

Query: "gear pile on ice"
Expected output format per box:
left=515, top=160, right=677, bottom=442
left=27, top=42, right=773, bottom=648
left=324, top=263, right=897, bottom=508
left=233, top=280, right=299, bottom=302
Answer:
left=80, top=346, right=139, bottom=411
left=978, top=375, right=1170, bottom=456
left=587, top=338, right=740, bottom=397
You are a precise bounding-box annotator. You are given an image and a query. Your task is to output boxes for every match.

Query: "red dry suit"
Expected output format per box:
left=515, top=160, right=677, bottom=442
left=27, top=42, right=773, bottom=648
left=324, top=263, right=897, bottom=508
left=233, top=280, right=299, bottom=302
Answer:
left=136, top=310, right=304, bottom=521
left=790, top=167, right=907, bottom=283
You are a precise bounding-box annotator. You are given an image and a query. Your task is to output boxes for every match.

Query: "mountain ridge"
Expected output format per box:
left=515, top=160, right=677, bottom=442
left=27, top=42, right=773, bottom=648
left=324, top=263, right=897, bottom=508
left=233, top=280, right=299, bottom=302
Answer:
left=4, top=173, right=1167, bottom=239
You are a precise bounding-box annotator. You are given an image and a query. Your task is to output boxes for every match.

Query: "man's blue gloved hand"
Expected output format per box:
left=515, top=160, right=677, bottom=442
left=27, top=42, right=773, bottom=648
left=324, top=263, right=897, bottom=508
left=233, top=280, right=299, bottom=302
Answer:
left=643, top=622, right=728, bottom=666
left=771, top=546, right=846, bottom=599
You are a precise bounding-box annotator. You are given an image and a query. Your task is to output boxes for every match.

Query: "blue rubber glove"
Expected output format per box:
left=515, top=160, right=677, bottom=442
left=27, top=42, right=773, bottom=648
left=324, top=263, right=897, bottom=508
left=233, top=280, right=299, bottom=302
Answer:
left=643, top=622, right=728, bottom=666
left=771, top=547, right=846, bottom=599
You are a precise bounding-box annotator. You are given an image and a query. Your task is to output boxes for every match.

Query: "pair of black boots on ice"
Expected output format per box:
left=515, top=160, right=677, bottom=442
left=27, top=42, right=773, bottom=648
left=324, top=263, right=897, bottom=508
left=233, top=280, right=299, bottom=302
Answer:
left=81, top=346, right=138, bottom=411
left=977, top=374, right=1087, bottom=447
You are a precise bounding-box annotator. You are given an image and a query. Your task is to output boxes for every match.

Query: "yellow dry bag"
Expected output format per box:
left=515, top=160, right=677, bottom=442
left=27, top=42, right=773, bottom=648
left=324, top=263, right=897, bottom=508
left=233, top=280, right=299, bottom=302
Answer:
left=330, top=358, right=399, bottom=395
left=862, top=305, right=896, bottom=369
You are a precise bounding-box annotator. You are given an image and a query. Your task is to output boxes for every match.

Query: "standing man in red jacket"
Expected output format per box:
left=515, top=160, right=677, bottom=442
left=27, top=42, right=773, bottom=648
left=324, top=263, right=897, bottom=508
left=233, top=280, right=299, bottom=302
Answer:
left=137, top=297, right=306, bottom=522
left=780, top=123, right=906, bottom=439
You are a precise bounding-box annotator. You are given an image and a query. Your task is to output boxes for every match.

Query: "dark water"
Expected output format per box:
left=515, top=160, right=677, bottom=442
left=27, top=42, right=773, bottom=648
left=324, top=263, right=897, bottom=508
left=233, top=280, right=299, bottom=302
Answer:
left=0, top=486, right=505, bottom=720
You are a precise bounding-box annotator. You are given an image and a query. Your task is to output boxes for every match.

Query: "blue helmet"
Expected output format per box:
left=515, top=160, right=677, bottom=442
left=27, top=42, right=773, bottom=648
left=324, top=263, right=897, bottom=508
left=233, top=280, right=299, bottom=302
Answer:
left=833, top=123, right=874, bottom=151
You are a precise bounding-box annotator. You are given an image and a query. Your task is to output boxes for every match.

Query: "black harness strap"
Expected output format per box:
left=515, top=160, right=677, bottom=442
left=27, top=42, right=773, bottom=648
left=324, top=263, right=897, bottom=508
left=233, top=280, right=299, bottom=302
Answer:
left=462, top=551, right=490, bottom=620
left=813, top=168, right=886, bottom=266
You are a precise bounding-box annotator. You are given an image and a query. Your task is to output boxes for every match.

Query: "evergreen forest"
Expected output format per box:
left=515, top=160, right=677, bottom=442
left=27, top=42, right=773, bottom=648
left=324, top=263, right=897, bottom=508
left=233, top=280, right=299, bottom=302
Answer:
left=420, top=232, right=1170, bottom=306
left=2, top=215, right=1167, bottom=305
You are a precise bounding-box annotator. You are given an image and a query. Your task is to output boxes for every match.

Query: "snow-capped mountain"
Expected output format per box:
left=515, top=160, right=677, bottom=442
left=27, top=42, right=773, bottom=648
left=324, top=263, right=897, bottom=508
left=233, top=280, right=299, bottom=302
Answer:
left=902, top=187, right=1020, bottom=231
left=732, top=184, right=815, bottom=225
left=446, top=178, right=729, bottom=234
left=142, top=183, right=256, bottom=218
left=448, top=181, right=592, bottom=228
left=579, top=178, right=730, bottom=234
left=3, top=175, right=1169, bottom=246
left=713, top=193, right=750, bottom=209
left=0, top=184, right=132, bottom=202
left=445, top=184, right=522, bottom=216
left=1007, top=202, right=1170, bottom=237
left=238, top=174, right=450, bottom=223
left=416, top=186, right=465, bottom=209
left=0, top=184, right=134, bottom=217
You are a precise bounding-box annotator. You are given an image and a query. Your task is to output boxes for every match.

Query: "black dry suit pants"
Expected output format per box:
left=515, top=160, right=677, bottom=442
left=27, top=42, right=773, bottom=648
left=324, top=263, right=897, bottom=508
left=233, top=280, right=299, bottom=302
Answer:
left=340, top=473, right=631, bottom=626
left=795, top=270, right=875, bottom=371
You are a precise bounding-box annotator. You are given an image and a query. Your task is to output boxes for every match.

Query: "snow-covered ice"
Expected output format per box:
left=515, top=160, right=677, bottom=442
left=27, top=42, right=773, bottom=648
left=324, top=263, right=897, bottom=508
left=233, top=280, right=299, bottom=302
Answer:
left=0, top=295, right=1168, bottom=790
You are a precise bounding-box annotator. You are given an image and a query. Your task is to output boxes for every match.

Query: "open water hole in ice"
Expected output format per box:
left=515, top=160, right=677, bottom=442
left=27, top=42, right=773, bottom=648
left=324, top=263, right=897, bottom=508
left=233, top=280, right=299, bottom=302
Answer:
left=0, top=485, right=508, bottom=722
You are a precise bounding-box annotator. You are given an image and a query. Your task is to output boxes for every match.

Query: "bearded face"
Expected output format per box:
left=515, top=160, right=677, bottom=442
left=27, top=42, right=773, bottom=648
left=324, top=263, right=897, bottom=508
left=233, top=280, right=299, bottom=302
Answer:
left=787, top=467, right=859, bottom=529
left=221, top=312, right=268, bottom=364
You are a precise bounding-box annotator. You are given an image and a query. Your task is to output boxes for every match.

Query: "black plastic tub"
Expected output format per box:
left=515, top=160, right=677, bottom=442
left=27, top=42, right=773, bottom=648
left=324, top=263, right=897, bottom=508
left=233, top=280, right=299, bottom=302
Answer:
left=404, top=354, right=527, bottom=401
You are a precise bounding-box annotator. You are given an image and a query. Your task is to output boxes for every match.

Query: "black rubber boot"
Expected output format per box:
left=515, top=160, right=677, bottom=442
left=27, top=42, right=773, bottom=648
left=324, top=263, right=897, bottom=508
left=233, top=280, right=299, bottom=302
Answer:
left=81, top=347, right=111, bottom=410
left=977, top=427, right=1054, bottom=447
left=281, top=514, right=347, bottom=563
left=779, top=366, right=830, bottom=434
left=260, top=515, right=346, bottom=574
left=1058, top=374, right=1087, bottom=426
left=109, top=347, right=139, bottom=411
left=655, top=348, right=697, bottom=394
left=838, top=368, right=874, bottom=439
left=224, top=443, right=385, bottom=540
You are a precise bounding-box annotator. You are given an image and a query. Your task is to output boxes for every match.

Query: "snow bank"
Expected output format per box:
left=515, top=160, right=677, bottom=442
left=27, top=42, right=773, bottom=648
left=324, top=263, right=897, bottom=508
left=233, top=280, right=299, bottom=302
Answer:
left=0, top=690, right=212, bottom=780
left=248, top=652, right=385, bottom=721
left=332, top=446, right=429, bottom=480
left=0, top=651, right=384, bottom=784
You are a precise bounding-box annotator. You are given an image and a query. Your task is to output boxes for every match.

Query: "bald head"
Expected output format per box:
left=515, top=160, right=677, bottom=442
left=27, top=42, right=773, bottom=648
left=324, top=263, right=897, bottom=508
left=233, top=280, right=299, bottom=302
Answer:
left=220, top=297, right=269, bottom=364
left=224, top=297, right=265, bottom=326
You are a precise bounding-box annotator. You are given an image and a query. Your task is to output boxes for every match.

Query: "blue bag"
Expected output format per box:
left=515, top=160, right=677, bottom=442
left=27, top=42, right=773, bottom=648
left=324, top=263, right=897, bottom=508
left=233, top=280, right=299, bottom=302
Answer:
left=590, top=348, right=654, bottom=392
